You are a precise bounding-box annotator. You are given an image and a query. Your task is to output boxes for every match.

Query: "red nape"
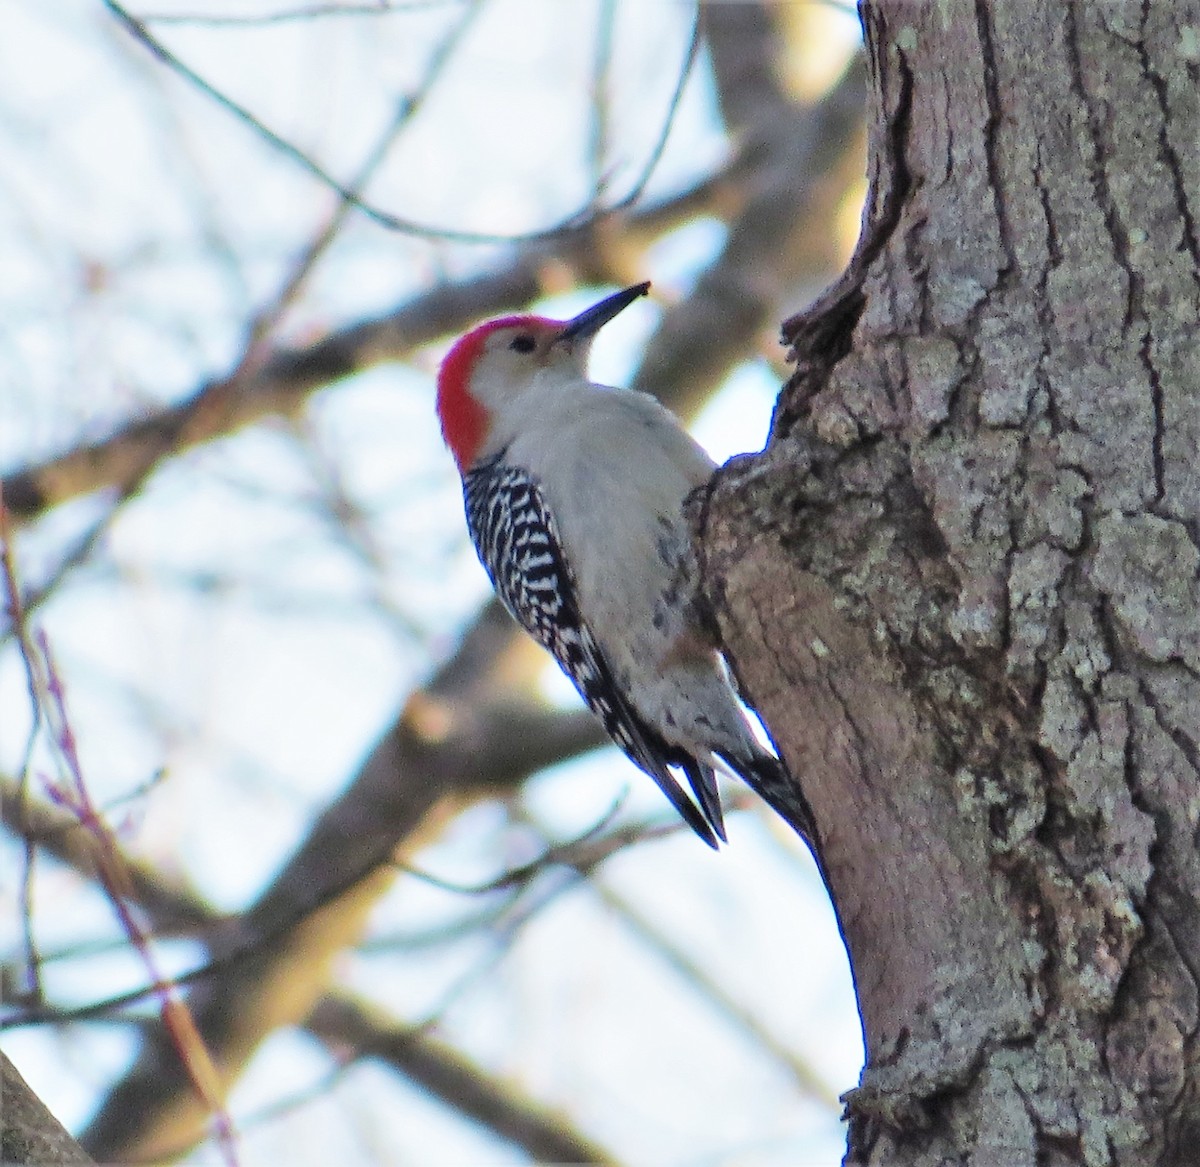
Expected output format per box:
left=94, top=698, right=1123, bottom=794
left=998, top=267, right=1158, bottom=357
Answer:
left=437, top=325, right=491, bottom=472
left=436, top=315, right=551, bottom=471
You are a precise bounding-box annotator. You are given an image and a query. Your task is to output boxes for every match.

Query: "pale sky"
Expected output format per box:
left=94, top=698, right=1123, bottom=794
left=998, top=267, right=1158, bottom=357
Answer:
left=0, top=3, right=864, bottom=1163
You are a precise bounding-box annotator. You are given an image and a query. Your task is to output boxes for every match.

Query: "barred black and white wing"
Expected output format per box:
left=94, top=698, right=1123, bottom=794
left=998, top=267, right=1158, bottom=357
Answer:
left=463, top=458, right=724, bottom=847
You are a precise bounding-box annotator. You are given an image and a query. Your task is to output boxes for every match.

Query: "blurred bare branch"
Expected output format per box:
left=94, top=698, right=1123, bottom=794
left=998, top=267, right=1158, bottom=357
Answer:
left=104, top=0, right=696, bottom=244
left=1, top=2, right=865, bottom=1161
left=595, top=882, right=838, bottom=1110
left=2, top=53, right=862, bottom=530
left=1, top=184, right=706, bottom=526
left=0, top=771, right=620, bottom=1164
left=632, top=24, right=865, bottom=417
left=309, top=996, right=617, bottom=1164
left=76, top=598, right=612, bottom=1160
left=141, top=3, right=468, bottom=26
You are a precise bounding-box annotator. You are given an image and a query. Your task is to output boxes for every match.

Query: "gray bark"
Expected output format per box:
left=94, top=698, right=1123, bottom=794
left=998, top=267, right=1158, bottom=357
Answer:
left=1, top=1052, right=94, bottom=1167
left=698, top=2, right=1200, bottom=1164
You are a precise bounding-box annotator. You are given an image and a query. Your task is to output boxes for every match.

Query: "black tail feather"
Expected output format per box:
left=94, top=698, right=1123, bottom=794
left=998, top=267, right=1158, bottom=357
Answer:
left=642, top=761, right=721, bottom=849
left=673, top=754, right=727, bottom=844
left=724, top=751, right=823, bottom=858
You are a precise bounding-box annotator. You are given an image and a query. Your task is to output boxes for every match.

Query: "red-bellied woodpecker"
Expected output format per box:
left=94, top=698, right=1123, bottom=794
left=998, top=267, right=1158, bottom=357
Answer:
left=436, top=281, right=817, bottom=851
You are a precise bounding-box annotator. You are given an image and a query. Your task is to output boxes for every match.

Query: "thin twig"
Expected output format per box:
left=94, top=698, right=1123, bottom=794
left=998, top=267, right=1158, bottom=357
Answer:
left=0, top=486, right=46, bottom=1003
left=102, top=0, right=701, bottom=244
left=0, top=805, right=678, bottom=1030
left=143, top=1, right=465, bottom=25
left=0, top=773, right=616, bottom=1164
left=389, top=793, right=631, bottom=894
left=602, top=3, right=703, bottom=214
left=233, top=0, right=484, bottom=370
left=4, top=6, right=483, bottom=627
left=0, top=521, right=239, bottom=1163
left=587, top=0, right=617, bottom=205
left=35, top=637, right=240, bottom=1167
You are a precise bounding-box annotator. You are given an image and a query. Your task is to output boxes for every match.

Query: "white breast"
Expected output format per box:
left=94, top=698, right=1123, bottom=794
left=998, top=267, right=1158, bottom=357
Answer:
left=500, top=379, right=716, bottom=674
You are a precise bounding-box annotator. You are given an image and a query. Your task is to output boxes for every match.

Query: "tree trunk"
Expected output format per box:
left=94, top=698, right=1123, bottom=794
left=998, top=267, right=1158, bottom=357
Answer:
left=698, top=2, right=1200, bottom=1163
left=1, top=1052, right=94, bottom=1167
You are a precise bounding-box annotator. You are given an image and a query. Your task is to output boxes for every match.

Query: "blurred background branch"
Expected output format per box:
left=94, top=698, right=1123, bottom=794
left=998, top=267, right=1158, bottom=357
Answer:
left=1, top=2, right=866, bottom=1163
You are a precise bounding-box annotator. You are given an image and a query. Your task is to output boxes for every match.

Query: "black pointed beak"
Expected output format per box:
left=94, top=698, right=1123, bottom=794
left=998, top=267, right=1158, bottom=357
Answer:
left=557, top=281, right=651, bottom=342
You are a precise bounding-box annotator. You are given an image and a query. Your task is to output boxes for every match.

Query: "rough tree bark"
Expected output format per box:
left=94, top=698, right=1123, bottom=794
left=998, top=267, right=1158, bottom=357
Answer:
left=698, top=2, right=1200, bottom=1164
left=1, top=1052, right=94, bottom=1166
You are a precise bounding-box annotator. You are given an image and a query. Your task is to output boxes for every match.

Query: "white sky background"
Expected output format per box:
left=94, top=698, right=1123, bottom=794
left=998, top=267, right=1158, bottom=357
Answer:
left=0, top=1, right=865, bottom=1163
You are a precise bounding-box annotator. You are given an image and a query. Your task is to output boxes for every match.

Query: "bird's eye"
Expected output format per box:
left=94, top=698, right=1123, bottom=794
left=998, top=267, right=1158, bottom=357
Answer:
left=509, top=334, right=537, bottom=354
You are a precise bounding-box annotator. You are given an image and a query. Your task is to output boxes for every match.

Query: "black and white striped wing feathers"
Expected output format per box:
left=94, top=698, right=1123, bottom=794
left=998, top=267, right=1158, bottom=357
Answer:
left=463, top=459, right=721, bottom=846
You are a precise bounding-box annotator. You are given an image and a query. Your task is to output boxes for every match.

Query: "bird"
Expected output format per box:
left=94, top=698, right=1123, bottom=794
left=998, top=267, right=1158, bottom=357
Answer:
left=436, top=280, right=818, bottom=851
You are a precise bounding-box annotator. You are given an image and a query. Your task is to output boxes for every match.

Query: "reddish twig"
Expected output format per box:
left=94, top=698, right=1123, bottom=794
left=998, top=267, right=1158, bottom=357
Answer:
left=0, top=486, right=45, bottom=1003
left=0, top=486, right=240, bottom=1167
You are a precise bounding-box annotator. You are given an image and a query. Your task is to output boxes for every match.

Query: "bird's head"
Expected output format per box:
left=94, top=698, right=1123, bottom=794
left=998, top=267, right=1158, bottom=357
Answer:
left=436, top=281, right=651, bottom=471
